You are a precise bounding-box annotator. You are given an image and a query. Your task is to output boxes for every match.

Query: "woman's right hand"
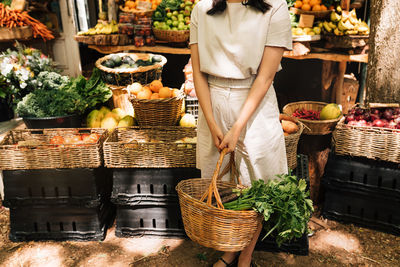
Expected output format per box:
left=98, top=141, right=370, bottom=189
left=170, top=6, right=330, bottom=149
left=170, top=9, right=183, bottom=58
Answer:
left=210, top=124, right=224, bottom=151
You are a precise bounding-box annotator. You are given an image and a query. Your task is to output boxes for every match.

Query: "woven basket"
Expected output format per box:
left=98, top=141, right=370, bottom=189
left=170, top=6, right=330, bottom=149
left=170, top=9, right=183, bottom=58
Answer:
left=0, top=128, right=107, bottom=170
left=333, top=117, right=400, bottom=164
left=283, top=101, right=342, bottom=135
left=103, top=126, right=196, bottom=168
left=176, top=149, right=262, bottom=252
left=152, top=28, right=190, bottom=43
left=95, top=53, right=167, bottom=86
left=119, top=6, right=154, bottom=18
left=289, top=7, right=331, bottom=19
left=284, top=121, right=304, bottom=170
left=131, top=90, right=184, bottom=126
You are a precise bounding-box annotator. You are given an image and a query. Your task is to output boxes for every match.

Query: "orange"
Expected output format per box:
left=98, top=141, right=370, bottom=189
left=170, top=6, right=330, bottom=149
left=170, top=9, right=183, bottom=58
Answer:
left=159, top=87, right=172, bottom=98
left=125, top=0, right=135, bottom=9
left=309, top=0, right=318, bottom=7
left=137, top=87, right=152, bottom=99
left=301, top=3, right=311, bottom=11
left=128, top=82, right=142, bottom=96
left=294, top=0, right=302, bottom=8
left=302, top=0, right=310, bottom=4
left=149, top=80, right=163, bottom=93
left=320, top=4, right=327, bottom=10
left=150, top=93, right=160, bottom=99
left=312, top=4, right=321, bottom=11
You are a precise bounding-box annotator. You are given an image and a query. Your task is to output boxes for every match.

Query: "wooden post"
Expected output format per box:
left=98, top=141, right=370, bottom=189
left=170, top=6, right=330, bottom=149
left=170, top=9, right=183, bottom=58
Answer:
left=331, top=61, right=347, bottom=103
left=366, top=0, right=400, bottom=103
left=321, top=61, right=337, bottom=102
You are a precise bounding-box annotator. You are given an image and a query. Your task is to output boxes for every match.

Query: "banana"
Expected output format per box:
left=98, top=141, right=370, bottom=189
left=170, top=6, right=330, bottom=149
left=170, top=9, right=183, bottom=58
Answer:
left=328, top=22, right=337, bottom=30
left=338, top=20, right=354, bottom=31
left=330, top=12, right=341, bottom=23
left=323, top=21, right=332, bottom=33
left=345, top=30, right=358, bottom=35
left=334, top=28, right=344, bottom=36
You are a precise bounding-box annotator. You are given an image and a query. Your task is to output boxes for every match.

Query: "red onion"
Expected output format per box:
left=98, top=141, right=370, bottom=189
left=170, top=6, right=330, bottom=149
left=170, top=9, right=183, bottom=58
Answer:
left=388, top=120, right=397, bottom=129
left=355, top=108, right=364, bottom=115
left=383, top=109, right=394, bottom=120
left=394, top=116, right=400, bottom=124
left=363, top=111, right=371, bottom=121
left=373, top=119, right=388, bottom=128
left=370, top=113, right=380, bottom=121
left=355, top=115, right=365, bottom=121
left=393, top=107, right=400, bottom=115
left=356, top=120, right=368, bottom=127
left=345, top=114, right=356, bottom=123
left=371, top=109, right=381, bottom=116
left=347, top=121, right=358, bottom=126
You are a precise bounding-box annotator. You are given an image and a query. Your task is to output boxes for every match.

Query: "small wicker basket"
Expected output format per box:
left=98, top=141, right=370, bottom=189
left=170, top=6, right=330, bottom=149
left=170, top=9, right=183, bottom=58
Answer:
left=283, top=101, right=342, bottom=135
left=289, top=7, right=331, bottom=19
left=131, top=90, right=184, bottom=126
left=95, top=53, right=167, bottom=86
left=333, top=117, right=400, bottom=164
left=103, top=126, right=196, bottom=168
left=0, top=128, right=107, bottom=170
left=152, top=28, right=190, bottom=43
left=284, top=121, right=304, bottom=170
left=176, top=149, right=262, bottom=252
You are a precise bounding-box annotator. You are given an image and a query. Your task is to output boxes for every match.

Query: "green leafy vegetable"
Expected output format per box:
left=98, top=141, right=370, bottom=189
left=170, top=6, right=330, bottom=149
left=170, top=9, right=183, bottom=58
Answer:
left=224, top=174, right=314, bottom=246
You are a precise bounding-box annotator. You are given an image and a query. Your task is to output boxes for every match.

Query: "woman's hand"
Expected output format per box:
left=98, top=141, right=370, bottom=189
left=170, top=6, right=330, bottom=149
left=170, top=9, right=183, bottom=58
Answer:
left=218, top=124, right=242, bottom=153
left=210, top=124, right=224, bottom=150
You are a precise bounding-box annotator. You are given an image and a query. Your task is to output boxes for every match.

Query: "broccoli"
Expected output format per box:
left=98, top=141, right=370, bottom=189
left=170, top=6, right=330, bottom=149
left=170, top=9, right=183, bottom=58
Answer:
left=36, top=71, right=70, bottom=91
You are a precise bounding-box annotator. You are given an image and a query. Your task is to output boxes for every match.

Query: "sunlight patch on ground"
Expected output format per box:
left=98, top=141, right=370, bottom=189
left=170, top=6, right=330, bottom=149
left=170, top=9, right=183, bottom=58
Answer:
left=111, top=237, right=185, bottom=255
left=4, top=244, right=63, bottom=267
left=310, top=230, right=361, bottom=253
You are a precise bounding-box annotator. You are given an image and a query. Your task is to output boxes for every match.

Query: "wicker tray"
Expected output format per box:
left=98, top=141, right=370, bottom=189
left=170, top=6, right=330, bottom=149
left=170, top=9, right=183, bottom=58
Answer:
left=324, top=34, right=369, bottom=49
left=285, top=122, right=304, bottom=170
left=0, top=128, right=107, bottom=170
left=152, top=28, right=190, bottom=43
left=103, top=126, right=196, bottom=168
left=283, top=101, right=342, bottom=135
left=131, top=90, right=184, bottom=126
left=119, top=6, right=154, bottom=17
left=333, top=117, right=400, bottom=164
left=0, top=26, right=32, bottom=42
left=290, top=7, right=331, bottom=19
left=95, top=53, right=167, bottom=86
left=74, top=34, right=131, bottom=46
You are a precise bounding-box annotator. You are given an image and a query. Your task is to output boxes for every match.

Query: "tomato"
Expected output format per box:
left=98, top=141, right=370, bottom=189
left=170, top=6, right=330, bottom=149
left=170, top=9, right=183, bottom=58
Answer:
left=50, top=136, right=65, bottom=145
left=64, top=135, right=82, bottom=145
left=84, top=133, right=100, bottom=144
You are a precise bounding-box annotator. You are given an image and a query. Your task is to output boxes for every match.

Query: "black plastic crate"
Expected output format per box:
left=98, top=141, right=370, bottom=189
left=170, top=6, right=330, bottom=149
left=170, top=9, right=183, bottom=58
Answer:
left=323, top=153, right=400, bottom=198
left=255, top=231, right=309, bottom=255
left=9, top=202, right=116, bottom=242
left=293, top=154, right=309, bottom=180
left=115, top=203, right=185, bottom=238
left=3, top=168, right=113, bottom=208
left=111, top=168, right=201, bottom=205
left=322, top=180, right=400, bottom=236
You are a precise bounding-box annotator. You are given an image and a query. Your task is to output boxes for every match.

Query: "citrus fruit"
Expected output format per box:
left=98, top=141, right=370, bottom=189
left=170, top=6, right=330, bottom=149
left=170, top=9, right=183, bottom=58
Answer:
left=312, top=4, right=321, bottom=11
left=171, top=88, right=181, bottom=97
left=320, top=5, right=327, bottom=10
left=320, top=103, right=342, bottom=120
left=128, top=82, right=142, bottom=96
left=137, top=88, right=152, bottom=99
left=150, top=93, right=160, bottom=99
left=301, top=3, right=311, bottom=11
left=309, top=0, right=318, bottom=7
left=302, top=0, right=310, bottom=4
left=294, top=0, right=302, bottom=8
left=159, top=87, right=172, bottom=98
left=149, top=80, right=163, bottom=93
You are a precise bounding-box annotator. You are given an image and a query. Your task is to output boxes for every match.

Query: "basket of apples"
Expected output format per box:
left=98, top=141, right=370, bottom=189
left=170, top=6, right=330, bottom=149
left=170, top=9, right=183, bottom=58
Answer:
left=333, top=104, right=400, bottom=164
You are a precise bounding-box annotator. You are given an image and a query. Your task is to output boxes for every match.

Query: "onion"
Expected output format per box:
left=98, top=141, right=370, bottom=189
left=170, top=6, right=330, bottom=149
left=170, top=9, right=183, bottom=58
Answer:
left=347, top=121, right=358, bottom=126
left=388, top=120, right=397, bottom=129
left=345, top=114, right=355, bottom=123
left=372, top=119, right=388, bottom=128
left=348, top=108, right=356, bottom=115
left=383, top=109, right=394, bottom=120
left=363, top=111, right=371, bottom=121
left=355, top=120, right=367, bottom=127
left=355, top=108, right=364, bottom=115
left=371, top=109, right=381, bottom=116
left=394, top=116, right=400, bottom=124
left=393, top=107, right=400, bottom=115
left=370, top=113, right=380, bottom=121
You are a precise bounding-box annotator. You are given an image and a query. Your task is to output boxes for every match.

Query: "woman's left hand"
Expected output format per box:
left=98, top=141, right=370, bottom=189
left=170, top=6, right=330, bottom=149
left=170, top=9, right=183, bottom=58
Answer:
left=218, top=124, right=242, bottom=153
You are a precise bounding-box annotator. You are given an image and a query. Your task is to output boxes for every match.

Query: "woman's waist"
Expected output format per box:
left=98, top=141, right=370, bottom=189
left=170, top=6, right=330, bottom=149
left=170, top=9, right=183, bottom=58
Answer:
left=207, top=75, right=256, bottom=89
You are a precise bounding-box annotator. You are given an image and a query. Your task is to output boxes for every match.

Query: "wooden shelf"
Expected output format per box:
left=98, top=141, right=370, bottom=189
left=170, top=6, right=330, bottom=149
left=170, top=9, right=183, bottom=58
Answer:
left=88, top=44, right=368, bottom=63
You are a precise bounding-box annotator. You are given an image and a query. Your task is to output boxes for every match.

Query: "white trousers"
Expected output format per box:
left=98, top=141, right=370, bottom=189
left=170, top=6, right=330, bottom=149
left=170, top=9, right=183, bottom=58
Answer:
left=196, top=79, right=288, bottom=186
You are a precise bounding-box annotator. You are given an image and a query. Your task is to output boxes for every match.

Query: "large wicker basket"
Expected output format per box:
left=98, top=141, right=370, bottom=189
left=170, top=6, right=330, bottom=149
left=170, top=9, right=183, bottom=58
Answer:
left=333, top=117, right=400, bottom=164
left=283, top=101, right=342, bottom=135
left=176, top=149, right=262, bottom=252
left=152, top=28, right=190, bottom=43
left=95, top=53, right=167, bottom=86
left=103, top=126, right=196, bottom=168
left=0, top=128, right=107, bottom=170
left=131, top=90, right=184, bottom=126
left=285, top=121, right=304, bottom=170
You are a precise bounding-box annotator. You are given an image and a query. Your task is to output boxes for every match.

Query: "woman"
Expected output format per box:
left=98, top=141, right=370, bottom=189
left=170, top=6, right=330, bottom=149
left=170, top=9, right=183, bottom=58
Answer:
left=190, top=0, right=292, bottom=266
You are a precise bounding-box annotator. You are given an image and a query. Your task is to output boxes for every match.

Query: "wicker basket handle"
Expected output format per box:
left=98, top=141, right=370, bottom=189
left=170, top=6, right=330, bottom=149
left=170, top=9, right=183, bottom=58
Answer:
left=200, top=148, right=240, bottom=209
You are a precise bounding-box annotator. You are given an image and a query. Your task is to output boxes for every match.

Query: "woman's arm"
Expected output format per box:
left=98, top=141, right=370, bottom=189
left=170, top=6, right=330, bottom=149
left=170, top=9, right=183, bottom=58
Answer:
left=219, top=46, right=285, bottom=152
left=191, top=44, right=224, bottom=149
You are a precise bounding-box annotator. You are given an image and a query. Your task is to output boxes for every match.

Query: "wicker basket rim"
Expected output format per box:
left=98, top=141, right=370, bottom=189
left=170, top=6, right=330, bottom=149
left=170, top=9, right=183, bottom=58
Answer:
left=119, top=5, right=154, bottom=13
left=176, top=178, right=260, bottom=215
left=335, top=117, right=400, bottom=133
left=289, top=7, right=331, bottom=14
left=152, top=27, right=190, bottom=33
left=130, top=91, right=185, bottom=102
left=95, top=53, right=167, bottom=74
left=283, top=101, right=343, bottom=123
left=285, top=121, right=304, bottom=138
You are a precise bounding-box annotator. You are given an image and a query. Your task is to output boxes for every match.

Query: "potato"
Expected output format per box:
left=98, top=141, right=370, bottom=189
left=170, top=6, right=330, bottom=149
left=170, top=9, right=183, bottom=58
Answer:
left=281, top=120, right=299, bottom=134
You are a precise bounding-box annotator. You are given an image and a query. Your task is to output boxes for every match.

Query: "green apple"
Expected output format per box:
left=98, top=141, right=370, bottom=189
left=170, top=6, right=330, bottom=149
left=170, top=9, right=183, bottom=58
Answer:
left=180, top=3, right=185, bottom=8
left=185, top=6, right=192, bottom=12
left=173, top=11, right=179, bottom=16
left=166, top=12, right=172, bottom=18
left=153, top=21, right=160, bottom=27
left=178, top=24, right=185, bottom=30
left=172, top=20, right=179, bottom=27
left=172, top=27, right=178, bottom=31
left=166, top=19, right=173, bottom=26
left=178, top=14, right=184, bottom=20
left=185, top=1, right=193, bottom=6
left=171, top=15, right=178, bottom=21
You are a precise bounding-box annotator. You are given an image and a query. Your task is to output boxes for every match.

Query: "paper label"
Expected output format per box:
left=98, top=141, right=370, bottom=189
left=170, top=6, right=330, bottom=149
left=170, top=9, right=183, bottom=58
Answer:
left=136, top=1, right=152, bottom=10
left=299, top=14, right=315, bottom=29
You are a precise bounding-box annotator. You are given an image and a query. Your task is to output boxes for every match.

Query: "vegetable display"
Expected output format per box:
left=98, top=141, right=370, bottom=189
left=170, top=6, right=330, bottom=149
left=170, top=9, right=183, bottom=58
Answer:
left=16, top=68, right=112, bottom=118
left=292, top=108, right=320, bottom=120
left=345, top=106, right=400, bottom=129
left=152, top=0, right=196, bottom=31
left=223, top=174, right=313, bottom=246
left=102, top=54, right=162, bottom=70
left=0, top=3, right=54, bottom=41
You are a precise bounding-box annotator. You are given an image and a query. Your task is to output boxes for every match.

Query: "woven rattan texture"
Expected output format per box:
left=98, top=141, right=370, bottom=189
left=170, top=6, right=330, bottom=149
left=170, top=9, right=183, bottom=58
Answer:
left=103, top=126, right=196, bottom=168
left=285, top=122, right=304, bottom=170
left=283, top=101, right=342, bottom=135
left=0, top=128, right=107, bottom=170
left=333, top=117, right=400, bottom=163
left=152, top=28, right=190, bottom=43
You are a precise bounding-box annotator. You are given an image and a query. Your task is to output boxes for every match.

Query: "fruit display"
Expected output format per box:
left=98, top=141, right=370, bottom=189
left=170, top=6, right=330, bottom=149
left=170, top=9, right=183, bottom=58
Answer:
left=101, top=54, right=163, bottom=70
left=87, top=106, right=135, bottom=129
left=292, top=25, right=322, bottom=36
left=152, top=0, right=197, bottom=31
left=344, top=106, right=400, bottom=129
left=292, top=103, right=341, bottom=120
left=127, top=80, right=181, bottom=100
left=77, top=20, right=119, bottom=36
left=322, top=7, right=369, bottom=35
left=291, top=0, right=331, bottom=11
left=292, top=108, right=320, bottom=120
left=121, top=0, right=162, bottom=11
left=15, top=133, right=101, bottom=146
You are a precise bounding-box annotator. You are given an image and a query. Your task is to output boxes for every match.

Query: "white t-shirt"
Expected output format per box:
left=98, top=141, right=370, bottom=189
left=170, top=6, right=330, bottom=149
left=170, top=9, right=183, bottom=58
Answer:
left=190, top=0, right=292, bottom=79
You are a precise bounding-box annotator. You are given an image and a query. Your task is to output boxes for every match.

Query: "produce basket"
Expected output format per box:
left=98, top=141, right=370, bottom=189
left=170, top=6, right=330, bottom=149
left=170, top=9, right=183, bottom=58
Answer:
left=333, top=117, right=400, bottom=164
left=103, top=126, right=196, bottom=168
left=283, top=101, right=342, bottom=135
left=0, top=26, right=33, bottom=41
left=324, top=34, right=369, bottom=49
left=284, top=121, right=304, bottom=170
left=74, top=34, right=131, bottom=46
left=119, top=6, right=154, bottom=18
left=131, top=90, right=184, bottom=126
left=152, top=28, right=190, bottom=43
left=0, top=128, right=107, bottom=170
left=95, top=53, right=167, bottom=86
left=176, top=149, right=262, bottom=252
left=289, top=7, right=331, bottom=19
